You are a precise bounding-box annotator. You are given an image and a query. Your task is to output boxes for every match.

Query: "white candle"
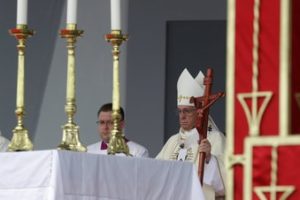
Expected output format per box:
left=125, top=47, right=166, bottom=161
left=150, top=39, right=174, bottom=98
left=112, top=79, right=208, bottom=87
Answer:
left=111, top=0, right=121, bottom=30
left=17, top=0, right=28, bottom=25
left=67, top=0, right=78, bottom=24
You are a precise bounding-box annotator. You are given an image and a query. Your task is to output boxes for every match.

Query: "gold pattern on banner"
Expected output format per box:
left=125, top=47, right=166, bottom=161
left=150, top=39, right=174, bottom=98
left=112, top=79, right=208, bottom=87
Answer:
left=227, top=154, right=245, bottom=168
left=237, top=92, right=272, bottom=136
left=254, top=146, right=295, bottom=200
left=225, top=0, right=237, bottom=197
left=255, top=186, right=294, bottom=200
left=225, top=0, right=294, bottom=199
left=237, top=0, right=273, bottom=137
left=243, top=137, right=298, bottom=200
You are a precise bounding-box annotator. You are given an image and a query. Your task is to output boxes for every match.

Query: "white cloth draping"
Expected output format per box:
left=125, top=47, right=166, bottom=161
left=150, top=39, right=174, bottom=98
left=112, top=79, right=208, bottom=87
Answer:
left=0, top=150, right=204, bottom=200
left=0, top=135, right=10, bottom=152
left=156, top=128, right=226, bottom=199
left=87, top=140, right=149, bottom=157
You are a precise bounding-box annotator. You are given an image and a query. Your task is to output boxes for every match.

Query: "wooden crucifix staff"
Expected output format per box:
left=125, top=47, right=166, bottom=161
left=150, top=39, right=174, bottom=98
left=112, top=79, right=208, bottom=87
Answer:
left=190, top=68, right=225, bottom=185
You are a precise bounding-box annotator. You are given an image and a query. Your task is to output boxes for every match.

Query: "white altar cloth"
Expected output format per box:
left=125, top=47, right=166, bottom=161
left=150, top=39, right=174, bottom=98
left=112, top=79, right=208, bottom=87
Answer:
left=0, top=150, right=204, bottom=200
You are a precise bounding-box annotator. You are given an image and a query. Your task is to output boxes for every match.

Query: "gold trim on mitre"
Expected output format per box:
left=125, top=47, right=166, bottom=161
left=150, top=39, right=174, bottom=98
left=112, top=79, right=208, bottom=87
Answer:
left=177, top=68, right=203, bottom=106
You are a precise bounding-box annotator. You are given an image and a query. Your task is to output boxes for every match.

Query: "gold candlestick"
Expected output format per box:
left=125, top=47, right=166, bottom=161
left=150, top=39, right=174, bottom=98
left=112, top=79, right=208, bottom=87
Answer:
left=105, top=30, right=129, bottom=155
left=7, top=25, right=34, bottom=151
left=57, top=24, right=86, bottom=152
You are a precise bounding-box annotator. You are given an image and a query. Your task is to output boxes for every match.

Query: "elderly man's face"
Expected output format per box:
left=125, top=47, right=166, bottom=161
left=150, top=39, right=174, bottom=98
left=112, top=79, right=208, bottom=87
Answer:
left=177, top=105, right=197, bottom=131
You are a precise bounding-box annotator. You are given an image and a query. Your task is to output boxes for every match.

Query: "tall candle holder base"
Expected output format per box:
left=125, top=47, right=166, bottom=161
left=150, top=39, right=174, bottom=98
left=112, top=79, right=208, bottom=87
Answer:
left=105, top=30, right=129, bottom=155
left=8, top=25, right=34, bottom=151
left=57, top=24, right=86, bottom=152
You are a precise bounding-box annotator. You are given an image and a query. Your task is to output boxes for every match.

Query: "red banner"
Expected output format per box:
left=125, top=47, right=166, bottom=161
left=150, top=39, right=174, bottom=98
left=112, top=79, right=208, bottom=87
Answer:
left=227, top=0, right=300, bottom=199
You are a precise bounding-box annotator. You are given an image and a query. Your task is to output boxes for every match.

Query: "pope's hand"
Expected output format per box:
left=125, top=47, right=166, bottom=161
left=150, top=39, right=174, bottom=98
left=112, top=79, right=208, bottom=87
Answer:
left=199, top=139, right=211, bottom=163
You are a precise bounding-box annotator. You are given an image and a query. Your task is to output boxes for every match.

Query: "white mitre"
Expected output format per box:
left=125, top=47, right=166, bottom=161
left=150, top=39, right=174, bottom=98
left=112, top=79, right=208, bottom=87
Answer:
left=194, top=70, right=205, bottom=96
left=177, top=68, right=203, bottom=106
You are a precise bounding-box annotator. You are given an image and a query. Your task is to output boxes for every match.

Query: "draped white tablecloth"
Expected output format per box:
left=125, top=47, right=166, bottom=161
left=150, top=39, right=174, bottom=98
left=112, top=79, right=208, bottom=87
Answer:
left=0, top=150, right=204, bottom=200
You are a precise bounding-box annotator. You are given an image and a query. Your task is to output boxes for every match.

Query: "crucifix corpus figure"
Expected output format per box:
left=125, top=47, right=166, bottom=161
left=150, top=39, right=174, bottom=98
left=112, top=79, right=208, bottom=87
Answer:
left=190, top=68, right=225, bottom=185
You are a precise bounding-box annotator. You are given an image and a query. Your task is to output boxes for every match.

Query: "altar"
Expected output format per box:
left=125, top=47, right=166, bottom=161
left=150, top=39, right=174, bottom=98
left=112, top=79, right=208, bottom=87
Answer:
left=0, top=150, right=204, bottom=200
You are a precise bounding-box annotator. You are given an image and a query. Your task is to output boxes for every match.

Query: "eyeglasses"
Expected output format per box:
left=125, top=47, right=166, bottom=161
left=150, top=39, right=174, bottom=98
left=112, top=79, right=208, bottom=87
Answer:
left=96, top=120, right=114, bottom=126
left=176, top=108, right=196, bottom=115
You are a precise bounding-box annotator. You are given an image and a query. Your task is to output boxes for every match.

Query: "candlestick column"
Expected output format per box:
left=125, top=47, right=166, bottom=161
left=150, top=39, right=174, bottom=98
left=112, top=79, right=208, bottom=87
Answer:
left=105, top=30, right=129, bottom=155
left=57, top=24, right=86, bottom=152
left=8, top=24, right=34, bottom=151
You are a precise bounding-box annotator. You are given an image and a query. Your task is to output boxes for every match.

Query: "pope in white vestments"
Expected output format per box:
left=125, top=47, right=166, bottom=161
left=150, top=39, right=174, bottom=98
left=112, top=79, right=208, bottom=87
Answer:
left=87, top=103, right=149, bottom=157
left=156, top=69, right=226, bottom=199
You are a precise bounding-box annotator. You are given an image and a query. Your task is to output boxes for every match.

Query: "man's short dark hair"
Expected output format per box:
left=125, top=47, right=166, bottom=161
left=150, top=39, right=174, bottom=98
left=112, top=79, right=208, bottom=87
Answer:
left=97, top=103, right=125, bottom=121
